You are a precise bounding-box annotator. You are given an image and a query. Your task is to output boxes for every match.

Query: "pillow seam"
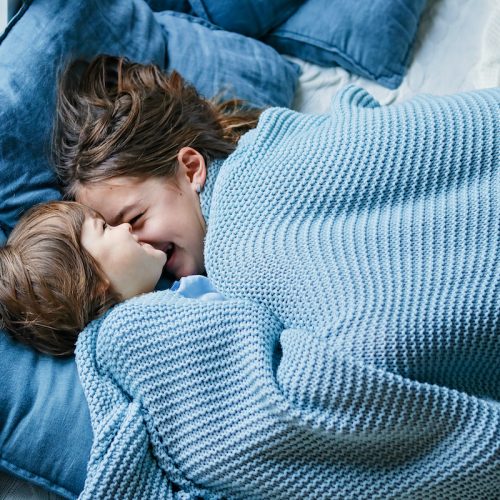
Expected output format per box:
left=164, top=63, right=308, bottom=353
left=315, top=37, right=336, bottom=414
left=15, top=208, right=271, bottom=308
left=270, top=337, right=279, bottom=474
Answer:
left=0, top=458, right=76, bottom=499
left=0, top=0, right=33, bottom=44
left=268, top=30, right=404, bottom=81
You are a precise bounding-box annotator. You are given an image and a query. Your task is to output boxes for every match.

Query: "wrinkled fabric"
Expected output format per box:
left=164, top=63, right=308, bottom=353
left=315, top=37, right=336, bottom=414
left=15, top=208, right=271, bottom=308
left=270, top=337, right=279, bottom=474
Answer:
left=266, top=0, right=426, bottom=88
left=77, top=87, right=499, bottom=498
left=154, top=10, right=298, bottom=108
left=171, top=275, right=226, bottom=302
left=189, top=0, right=304, bottom=37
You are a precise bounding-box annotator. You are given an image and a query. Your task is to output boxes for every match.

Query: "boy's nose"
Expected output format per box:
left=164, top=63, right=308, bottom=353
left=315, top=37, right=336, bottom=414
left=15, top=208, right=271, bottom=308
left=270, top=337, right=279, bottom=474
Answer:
left=121, top=222, right=140, bottom=241
left=116, top=222, right=133, bottom=233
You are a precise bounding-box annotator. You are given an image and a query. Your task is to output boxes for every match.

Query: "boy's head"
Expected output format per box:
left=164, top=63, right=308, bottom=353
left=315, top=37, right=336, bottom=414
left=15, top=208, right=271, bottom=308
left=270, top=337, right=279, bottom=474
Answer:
left=0, top=201, right=166, bottom=356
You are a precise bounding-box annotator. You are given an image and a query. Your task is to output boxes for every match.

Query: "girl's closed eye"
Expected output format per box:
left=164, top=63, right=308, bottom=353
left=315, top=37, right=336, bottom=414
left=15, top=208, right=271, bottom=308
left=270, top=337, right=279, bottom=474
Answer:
left=129, top=212, right=144, bottom=226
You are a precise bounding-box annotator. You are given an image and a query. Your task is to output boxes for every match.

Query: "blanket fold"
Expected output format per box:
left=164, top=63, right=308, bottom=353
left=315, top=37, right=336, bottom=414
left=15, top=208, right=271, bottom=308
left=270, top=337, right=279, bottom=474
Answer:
left=77, top=292, right=500, bottom=499
left=77, top=86, right=500, bottom=499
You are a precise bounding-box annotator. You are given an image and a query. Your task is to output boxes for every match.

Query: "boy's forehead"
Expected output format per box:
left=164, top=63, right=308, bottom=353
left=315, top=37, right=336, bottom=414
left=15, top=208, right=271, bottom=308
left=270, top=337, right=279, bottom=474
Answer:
left=80, top=204, right=103, bottom=221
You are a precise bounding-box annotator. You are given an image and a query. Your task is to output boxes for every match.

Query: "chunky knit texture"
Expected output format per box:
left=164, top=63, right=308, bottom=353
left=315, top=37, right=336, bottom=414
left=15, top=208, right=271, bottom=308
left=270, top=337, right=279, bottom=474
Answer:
left=77, top=86, right=499, bottom=499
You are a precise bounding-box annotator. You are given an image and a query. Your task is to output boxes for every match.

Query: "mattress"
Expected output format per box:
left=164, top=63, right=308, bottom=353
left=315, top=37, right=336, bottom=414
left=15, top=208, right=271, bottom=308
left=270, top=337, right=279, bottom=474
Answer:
left=291, top=0, right=499, bottom=114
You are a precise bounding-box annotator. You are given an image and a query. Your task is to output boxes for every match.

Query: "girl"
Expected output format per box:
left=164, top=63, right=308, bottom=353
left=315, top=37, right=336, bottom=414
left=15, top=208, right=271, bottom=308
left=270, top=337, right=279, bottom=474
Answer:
left=51, top=56, right=500, bottom=497
left=54, top=55, right=261, bottom=279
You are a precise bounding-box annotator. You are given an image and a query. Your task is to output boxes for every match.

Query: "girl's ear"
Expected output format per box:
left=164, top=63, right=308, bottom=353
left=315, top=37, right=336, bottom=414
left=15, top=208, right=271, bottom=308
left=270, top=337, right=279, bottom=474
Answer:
left=177, top=147, right=207, bottom=192
left=96, top=275, right=112, bottom=297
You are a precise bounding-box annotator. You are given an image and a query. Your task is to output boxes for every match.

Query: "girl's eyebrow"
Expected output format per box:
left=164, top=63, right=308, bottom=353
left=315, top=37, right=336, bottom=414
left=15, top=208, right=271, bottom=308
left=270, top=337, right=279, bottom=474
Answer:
left=112, top=199, right=144, bottom=225
left=110, top=204, right=135, bottom=225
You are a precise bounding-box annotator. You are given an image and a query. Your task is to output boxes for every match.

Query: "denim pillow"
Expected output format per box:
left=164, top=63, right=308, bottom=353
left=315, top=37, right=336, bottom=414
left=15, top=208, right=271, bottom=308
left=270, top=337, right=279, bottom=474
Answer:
left=188, top=0, right=305, bottom=37
left=154, top=11, right=299, bottom=107
left=0, top=0, right=165, bottom=234
left=0, top=336, right=92, bottom=499
left=0, top=1, right=298, bottom=497
left=265, top=0, right=427, bottom=89
left=145, top=0, right=190, bottom=12
left=0, top=0, right=165, bottom=497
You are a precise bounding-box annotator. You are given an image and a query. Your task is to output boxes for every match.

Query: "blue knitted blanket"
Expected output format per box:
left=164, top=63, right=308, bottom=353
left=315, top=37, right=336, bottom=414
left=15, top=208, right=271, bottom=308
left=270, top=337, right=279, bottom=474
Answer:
left=76, top=87, right=499, bottom=498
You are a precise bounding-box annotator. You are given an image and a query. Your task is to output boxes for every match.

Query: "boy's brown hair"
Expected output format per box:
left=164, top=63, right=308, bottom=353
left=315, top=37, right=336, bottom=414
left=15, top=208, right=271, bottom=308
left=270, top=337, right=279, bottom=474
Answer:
left=0, top=201, right=120, bottom=356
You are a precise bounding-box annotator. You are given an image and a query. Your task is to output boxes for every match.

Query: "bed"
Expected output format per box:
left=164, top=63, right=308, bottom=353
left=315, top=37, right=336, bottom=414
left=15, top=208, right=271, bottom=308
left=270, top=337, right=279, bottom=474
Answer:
left=0, top=0, right=499, bottom=498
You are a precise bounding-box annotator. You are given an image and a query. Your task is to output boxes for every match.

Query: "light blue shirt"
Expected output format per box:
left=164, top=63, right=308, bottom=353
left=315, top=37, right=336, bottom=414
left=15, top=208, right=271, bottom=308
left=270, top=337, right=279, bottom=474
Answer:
left=170, top=275, right=225, bottom=302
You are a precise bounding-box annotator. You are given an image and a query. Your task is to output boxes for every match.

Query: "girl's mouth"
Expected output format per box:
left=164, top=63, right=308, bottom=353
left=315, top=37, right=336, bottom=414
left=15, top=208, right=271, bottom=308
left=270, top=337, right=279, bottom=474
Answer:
left=165, top=243, right=175, bottom=265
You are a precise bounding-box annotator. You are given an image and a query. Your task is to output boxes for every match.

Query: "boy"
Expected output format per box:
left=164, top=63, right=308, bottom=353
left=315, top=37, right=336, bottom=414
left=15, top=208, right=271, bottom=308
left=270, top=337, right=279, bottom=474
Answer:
left=0, top=200, right=220, bottom=355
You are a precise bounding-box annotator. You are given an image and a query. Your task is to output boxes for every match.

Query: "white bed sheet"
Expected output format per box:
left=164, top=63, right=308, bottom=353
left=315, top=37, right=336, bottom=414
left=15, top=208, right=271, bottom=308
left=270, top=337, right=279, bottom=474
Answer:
left=291, top=0, right=499, bottom=114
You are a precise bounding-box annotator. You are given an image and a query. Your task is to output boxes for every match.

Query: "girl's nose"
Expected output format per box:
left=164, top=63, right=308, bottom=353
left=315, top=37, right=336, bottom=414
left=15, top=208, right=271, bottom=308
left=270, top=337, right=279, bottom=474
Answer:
left=129, top=225, right=144, bottom=240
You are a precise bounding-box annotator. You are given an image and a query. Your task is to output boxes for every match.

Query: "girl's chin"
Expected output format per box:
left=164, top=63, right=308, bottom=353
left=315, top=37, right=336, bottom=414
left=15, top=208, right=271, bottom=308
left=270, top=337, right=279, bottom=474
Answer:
left=164, top=256, right=182, bottom=280
left=164, top=249, right=204, bottom=279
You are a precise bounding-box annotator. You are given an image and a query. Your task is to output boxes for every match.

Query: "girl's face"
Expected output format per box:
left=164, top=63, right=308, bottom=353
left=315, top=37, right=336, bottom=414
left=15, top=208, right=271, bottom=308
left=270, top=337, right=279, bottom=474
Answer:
left=81, top=215, right=166, bottom=299
left=77, top=150, right=207, bottom=279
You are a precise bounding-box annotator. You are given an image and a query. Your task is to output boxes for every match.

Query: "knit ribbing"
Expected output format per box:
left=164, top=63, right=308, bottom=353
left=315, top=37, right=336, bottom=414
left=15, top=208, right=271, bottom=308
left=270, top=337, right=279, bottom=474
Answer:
left=77, top=86, right=500, bottom=499
left=204, top=85, right=500, bottom=497
left=206, top=86, right=499, bottom=398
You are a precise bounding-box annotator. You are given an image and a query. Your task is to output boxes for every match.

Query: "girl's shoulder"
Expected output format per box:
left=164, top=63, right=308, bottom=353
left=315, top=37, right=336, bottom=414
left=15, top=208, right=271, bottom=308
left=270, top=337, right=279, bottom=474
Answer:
left=236, top=105, right=329, bottom=153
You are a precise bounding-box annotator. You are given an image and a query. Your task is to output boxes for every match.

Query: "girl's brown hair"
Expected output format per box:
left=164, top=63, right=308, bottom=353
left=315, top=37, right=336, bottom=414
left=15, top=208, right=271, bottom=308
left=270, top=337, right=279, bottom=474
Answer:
left=53, top=55, right=261, bottom=197
left=0, top=201, right=120, bottom=356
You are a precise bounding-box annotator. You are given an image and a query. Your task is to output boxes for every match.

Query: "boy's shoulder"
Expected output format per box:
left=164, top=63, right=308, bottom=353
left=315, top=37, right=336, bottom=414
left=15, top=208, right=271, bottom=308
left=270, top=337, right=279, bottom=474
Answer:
left=82, top=290, right=175, bottom=333
left=76, top=290, right=176, bottom=355
left=106, top=289, right=177, bottom=319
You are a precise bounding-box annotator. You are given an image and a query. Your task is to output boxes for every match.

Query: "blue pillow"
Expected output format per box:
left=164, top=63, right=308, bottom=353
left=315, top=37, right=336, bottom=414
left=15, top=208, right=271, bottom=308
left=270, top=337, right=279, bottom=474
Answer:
left=0, top=335, right=92, bottom=499
left=265, top=0, right=427, bottom=89
left=154, top=10, right=299, bottom=107
left=188, top=0, right=305, bottom=38
left=0, top=1, right=298, bottom=498
left=0, top=0, right=165, bottom=497
left=0, top=0, right=165, bottom=234
left=145, top=0, right=190, bottom=12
